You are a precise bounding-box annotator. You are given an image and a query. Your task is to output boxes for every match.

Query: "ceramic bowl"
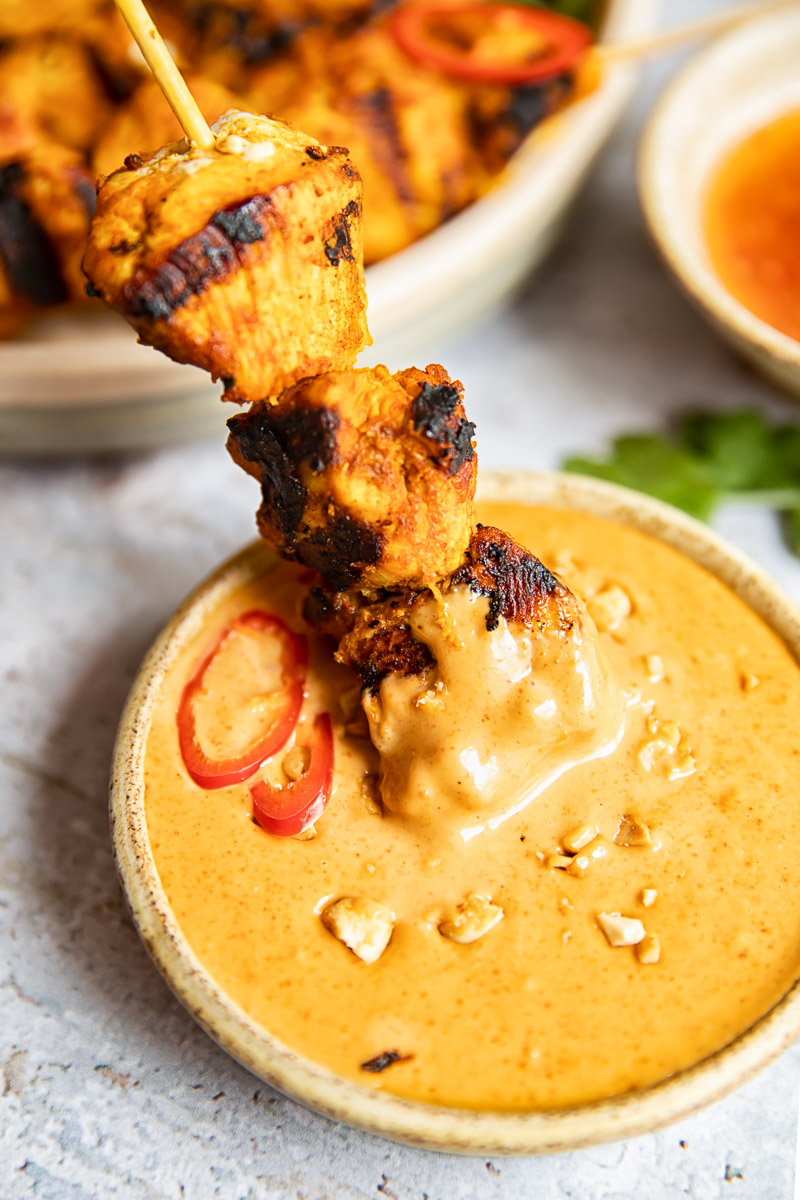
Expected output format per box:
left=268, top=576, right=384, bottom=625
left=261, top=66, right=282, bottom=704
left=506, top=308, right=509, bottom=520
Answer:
left=110, top=469, right=800, bottom=1155
left=0, top=0, right=658, bottom=456
left=639, top=7, right=800, bottom=399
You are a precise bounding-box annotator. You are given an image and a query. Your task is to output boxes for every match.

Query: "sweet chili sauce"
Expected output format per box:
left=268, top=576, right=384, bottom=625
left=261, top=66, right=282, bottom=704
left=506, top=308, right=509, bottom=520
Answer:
left=704, top=108, right=800, bottom=342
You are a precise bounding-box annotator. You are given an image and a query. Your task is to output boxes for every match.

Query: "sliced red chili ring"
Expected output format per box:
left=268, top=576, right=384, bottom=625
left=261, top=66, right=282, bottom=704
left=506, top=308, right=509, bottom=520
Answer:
left=388, top=2, right=592, bottom=86
left=177, top=609, right=308, bottom=790
left=250, top=712, right=335, bottom=837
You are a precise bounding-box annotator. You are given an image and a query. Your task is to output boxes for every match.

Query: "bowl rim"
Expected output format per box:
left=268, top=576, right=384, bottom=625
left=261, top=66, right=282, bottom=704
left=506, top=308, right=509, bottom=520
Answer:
left=638, top=6, right=800, bottom=371
left=110, top=468, right=800, bottom=1155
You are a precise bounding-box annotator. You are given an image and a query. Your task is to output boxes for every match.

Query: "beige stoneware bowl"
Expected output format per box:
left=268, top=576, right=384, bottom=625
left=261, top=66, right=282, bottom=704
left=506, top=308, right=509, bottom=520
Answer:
left=110, top=469, right=800, bottom=1155
left=639, top=7, right=800, bottom=399
left=0, top=0, right=658, bottom=455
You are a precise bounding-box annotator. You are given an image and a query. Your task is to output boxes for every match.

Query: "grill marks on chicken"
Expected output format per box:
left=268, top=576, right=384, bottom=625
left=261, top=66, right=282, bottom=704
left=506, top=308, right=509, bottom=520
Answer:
left=323, top=526, right=576, bottom=692
left=226, top=362, right=477, bottom=591
left=0, top=141, right=95, bottom=334
left=83, top=112, right=370, bottom=404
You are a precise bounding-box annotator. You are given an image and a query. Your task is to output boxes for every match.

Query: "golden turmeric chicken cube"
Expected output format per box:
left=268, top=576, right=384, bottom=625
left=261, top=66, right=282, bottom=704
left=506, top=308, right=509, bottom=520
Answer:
left=249, top=24, right=481, bottom=263
left=93, top=76, right=241, bottom=180
left=0, top=0, right=104, bottom=40
left=0, top=140, right=96, bottom=331
left=0, top=38, right=112, bottom=157
left=83, top=111, right=370, bottom=403
left=227, top=363, right=477, bottom=591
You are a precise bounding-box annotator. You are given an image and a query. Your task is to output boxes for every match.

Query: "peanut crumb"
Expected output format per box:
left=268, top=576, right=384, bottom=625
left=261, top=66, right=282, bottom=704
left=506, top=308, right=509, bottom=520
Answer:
left=282, top=744, right=309, bottom=782
left=294, top=823, right=317, bottom=841
left=641, top=888, right=658, bottom=907
left=636, top=933, right=661, bottom=964
left=321, top=897, right=395, bottom=964
left=644, top=653, right=665, bottom=683
left=567, top=836, right=609, bottom=877
left=439, top=894, right=504, bottom=944
left=615, top=813, right=653, bottom=849
left=546, top=853, right=572, bottom=871
left=361, top=775, right=382, bottom=815
left=740, top=670, right=760, bottom=692
left=562, top=930, right=572, bottom=945
left=558, top=896, right=573, bottom=913
left=639, top=717, right=696, bottom=780
left=597, top=912, right=646, bottom=948
left=563, top=823, right=599, bottom=853
left=587, top=584, right=632, bottom=632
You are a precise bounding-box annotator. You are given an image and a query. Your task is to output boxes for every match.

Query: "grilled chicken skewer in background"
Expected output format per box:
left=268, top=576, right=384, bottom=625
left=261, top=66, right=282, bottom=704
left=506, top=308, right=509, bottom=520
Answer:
left=84, top=110, right=625, bottom=829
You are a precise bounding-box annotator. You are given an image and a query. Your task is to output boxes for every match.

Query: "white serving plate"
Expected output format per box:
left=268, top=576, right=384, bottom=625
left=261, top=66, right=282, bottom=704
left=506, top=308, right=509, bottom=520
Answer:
left=0, top=0, right=658, bottom=455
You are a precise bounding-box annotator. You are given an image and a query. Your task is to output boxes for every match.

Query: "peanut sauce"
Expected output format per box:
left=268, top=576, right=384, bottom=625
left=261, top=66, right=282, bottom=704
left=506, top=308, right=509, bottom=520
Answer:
left=143, top=503, right=800, bottom=1110
left=705, top=108, right=800, bottom=343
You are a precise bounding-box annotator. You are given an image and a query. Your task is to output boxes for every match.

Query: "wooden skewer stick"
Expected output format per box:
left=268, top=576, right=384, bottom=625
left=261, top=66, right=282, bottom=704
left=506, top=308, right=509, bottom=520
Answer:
left=113, top=0, right=215, bottom=148
left=601, top=0, right=799, bottom=63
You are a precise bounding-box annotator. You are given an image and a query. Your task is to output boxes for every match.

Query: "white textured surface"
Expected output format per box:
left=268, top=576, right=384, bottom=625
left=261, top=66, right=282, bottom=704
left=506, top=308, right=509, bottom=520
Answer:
left=2, top=2, right=800, bottom=1195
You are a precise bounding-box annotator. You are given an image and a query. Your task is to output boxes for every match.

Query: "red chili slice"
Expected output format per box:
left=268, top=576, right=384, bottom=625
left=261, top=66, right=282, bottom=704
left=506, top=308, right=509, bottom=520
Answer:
left=250, top=713, right=334, bottom=837
left=177, top=609, right=308, bottom=790
left=388, top=2, right=592, bottom=86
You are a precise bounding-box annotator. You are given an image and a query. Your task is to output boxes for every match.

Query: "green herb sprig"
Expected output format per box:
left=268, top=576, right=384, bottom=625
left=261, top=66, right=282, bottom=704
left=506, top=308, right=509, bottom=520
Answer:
left=563, top=410, right=800, bottom=556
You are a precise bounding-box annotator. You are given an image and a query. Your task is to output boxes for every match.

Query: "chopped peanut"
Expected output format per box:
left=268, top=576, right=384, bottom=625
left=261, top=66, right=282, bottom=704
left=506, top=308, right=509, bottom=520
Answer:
left=587, top=584, right=632, bottom=632
left=597, top=912, right=646, bottom=948
left=563, top=823, right=599, bottom=853
left=566, top=835, right=608, bottom=878
left=641, top=888, right=658, bottom=907
left=636, top=933, right=661, bottom=964
left=439, top=894, right=504, bottom=944
left=361, top=775, right=382, bottom=815
left=740, top=670, right=760, bottom=692
left=639, top=716, right=696, bottom=780
left=546, top=853, right=573, bottom=871
left=294, top=823, right=317, bottom=842
left=558, top=896, right=573, bottom=913
left=644, top=653, right=665, bottom=683
left=615, top=813, right=653, bottom=849
left=321, top=897, right=395, bottom=964
left=282, top=744, right=309, bottom=782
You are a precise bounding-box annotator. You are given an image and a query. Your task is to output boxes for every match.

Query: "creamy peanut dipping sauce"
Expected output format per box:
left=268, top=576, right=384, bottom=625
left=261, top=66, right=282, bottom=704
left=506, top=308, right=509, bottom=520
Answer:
left=144, top=503, right=800, bottom=1110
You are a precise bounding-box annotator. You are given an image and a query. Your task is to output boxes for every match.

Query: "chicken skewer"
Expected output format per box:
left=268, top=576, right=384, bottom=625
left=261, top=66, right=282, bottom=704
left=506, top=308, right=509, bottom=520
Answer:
left=85, top=8, right=626, bottom=830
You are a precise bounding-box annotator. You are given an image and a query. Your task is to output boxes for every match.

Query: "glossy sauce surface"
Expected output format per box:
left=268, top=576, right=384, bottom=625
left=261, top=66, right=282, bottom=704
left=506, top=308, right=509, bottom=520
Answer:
left=143, top=504, right=800, bottom=1110
left=705, top=108, right=800, bottom=342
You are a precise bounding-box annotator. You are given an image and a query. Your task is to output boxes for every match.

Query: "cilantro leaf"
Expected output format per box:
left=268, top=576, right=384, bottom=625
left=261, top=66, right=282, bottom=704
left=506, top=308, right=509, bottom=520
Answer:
left=564, top=435, right=718, bottom=520
left=680, top=410, right=773, bottom=491
left=562, top=409, right=800, bottom=560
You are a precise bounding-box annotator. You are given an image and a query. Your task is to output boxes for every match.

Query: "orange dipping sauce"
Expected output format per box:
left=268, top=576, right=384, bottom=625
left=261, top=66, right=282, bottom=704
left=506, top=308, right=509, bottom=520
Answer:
left=704, top=108, right=800, bottom=342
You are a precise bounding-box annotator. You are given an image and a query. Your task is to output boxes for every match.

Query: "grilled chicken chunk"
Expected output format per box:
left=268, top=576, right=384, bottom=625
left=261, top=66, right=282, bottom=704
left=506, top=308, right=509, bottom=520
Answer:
left=310, top=525, right=575, bottom=688
left=83, top=110, right=370, bottom=403
left=227, top=362, right=477, bottom=591
left=249, top=24, right=480, bottom=263
left=0, top=0, right=104, bottom=40
left=0, top=140, right=96, bottom=333
left=93, top=76, right=241, bottom=179
left=0, top=38, right=112, bottom=157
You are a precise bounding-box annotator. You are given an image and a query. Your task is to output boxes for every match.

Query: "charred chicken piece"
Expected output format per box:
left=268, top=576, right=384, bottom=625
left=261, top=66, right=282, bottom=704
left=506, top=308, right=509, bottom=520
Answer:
left=320, top=525, right=575, bottom=690
left=93, top=76, right=241, bottom=179
left=83, top=111, right=370, bottom=403
left=0, top=0, right=104, bottom=40
left=0, top=38, right=113, bottom=158
left=248, top=23, right=481, bottom=264
left=0, top=141, right=96, bottom=331
left=226, top=362, right=477, bottom=591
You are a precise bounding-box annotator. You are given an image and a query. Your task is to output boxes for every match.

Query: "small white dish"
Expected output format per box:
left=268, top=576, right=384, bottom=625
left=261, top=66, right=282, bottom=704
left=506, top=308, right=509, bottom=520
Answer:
left=0, top=0, right=658, bottom=455
left=639, top=6, right=800, bottom=399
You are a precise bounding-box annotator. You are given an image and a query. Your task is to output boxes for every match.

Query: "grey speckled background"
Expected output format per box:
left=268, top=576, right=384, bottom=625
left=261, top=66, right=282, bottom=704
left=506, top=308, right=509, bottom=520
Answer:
left=2, top=1, right=800, bottom=1196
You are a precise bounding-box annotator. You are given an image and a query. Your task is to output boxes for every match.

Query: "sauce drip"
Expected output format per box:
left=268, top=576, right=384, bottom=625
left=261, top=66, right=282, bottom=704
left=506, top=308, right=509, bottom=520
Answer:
left=365, top=585, right=630, bottom=841
left=705, top=108, right=800, bottom=342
